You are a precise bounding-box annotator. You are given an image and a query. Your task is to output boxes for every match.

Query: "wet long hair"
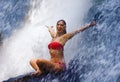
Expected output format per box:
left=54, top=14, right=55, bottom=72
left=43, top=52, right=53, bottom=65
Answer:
left=57, top=19, right=67, bottom=34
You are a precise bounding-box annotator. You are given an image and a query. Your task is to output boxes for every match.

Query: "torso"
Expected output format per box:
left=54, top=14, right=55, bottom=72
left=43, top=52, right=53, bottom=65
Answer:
left=49, top=49, right=64, bottom=62
left=49, top=35, right=66, bottom=63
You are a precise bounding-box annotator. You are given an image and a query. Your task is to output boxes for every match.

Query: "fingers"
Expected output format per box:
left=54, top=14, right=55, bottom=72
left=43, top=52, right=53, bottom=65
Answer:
left=92, top=21, right=97, bottom=25
left=89, top=21, right=97, bottom=27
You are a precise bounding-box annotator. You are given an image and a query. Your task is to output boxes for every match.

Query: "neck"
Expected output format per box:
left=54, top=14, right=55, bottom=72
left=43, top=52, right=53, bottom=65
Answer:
left=56, top=32, right=64, bottom=37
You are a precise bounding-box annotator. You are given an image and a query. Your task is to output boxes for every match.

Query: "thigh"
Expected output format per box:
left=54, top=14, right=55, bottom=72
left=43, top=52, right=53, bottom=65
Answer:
left=36, top=59, right=55, bottom=72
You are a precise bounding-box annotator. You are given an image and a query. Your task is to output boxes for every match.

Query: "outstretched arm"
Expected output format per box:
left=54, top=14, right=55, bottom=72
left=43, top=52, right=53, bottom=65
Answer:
left=62, top=21, right=96, bottom=41
left=71, top=21, right=96, bottom=36
left=46, top=26, right=55, bottom=38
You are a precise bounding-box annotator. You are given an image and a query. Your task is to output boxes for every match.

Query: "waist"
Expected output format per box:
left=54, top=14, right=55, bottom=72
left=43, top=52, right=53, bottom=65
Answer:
left=49, top=49, right=63, bottom=56
left=50, top=57, right=64, bottom=62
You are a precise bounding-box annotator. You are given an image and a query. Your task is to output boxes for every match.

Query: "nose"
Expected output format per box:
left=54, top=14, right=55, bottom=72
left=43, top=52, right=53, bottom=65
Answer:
left=57, top=24, right=62, bottom=28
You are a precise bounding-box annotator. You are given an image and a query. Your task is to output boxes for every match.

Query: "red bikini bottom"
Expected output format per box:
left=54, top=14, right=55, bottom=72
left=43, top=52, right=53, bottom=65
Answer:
left=55, top=62, right=66, bottom=70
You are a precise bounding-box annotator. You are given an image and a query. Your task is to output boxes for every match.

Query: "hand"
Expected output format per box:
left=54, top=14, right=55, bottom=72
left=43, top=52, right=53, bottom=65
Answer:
left=89, top=21, right=96, bottom=27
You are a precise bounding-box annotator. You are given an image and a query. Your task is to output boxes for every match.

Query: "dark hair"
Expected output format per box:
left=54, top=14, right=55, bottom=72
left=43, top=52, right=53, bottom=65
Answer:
left=57, top=19, right=66, bottom=25
left=57, top=19, right=67, bottom=34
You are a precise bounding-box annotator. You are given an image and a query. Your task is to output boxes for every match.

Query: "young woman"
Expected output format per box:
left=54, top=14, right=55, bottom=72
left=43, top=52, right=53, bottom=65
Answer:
left=30, top=20, right=96, bottom=76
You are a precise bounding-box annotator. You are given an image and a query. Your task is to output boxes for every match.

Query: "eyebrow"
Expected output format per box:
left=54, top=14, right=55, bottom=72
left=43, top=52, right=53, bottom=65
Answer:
left=57, top=23, right=64, bottom=25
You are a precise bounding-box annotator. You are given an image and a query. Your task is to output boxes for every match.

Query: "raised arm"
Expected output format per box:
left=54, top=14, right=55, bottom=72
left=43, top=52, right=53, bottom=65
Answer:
left=46, top=26, right=55, bottom=38
left=62, top=21, right=96, bottom=41
left=71, top=21, right=96, bottom=36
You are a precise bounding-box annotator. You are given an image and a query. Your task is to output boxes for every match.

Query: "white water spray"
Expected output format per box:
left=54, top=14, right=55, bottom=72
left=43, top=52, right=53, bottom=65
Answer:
left=0, top=0, right=92, bottom=81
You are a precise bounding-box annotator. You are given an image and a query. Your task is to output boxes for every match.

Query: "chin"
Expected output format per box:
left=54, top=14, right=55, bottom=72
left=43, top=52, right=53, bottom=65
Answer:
left=58, top=29, right=64, bottom=33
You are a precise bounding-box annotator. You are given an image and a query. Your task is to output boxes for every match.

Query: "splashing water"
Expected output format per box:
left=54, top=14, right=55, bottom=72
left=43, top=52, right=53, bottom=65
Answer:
left=0, top=0, right=92, bottom=81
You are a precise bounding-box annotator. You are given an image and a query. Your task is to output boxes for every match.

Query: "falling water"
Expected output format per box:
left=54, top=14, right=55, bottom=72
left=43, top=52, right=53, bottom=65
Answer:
left=0, top=0, right=92, bottom=81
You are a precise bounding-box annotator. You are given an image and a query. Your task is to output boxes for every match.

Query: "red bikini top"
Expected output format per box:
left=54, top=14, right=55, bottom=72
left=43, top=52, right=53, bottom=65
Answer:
left=48, top=41, right=63, bottom=50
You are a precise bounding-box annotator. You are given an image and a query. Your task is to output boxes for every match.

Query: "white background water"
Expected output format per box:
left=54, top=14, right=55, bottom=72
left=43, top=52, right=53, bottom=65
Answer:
left=0, top=0, right=92, bottom=81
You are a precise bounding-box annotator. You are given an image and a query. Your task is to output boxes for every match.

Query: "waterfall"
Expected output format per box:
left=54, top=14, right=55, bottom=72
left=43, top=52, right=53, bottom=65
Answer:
left=0, top=0, right=92, bottom=81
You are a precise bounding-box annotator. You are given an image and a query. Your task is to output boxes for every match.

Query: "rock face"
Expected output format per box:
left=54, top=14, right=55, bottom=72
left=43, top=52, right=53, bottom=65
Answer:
left=3, top=59, right=81, bottom=82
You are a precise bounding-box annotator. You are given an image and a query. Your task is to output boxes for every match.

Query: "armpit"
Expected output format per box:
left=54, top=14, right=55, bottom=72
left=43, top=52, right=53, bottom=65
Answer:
left=62, top=33, right=74, bottom=40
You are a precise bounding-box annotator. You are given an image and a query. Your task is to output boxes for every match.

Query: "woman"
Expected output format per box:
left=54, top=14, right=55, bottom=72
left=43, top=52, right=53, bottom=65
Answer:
left=30, top=19, right=96, bottom=76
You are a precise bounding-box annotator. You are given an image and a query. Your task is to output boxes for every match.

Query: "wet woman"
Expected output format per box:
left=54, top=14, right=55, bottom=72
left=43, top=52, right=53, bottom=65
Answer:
left=30, top=19, right=96, bottom=76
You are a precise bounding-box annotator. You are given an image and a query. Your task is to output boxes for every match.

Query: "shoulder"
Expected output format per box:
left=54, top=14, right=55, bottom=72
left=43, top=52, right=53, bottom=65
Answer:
left=62, top=33, right=73, bottom=39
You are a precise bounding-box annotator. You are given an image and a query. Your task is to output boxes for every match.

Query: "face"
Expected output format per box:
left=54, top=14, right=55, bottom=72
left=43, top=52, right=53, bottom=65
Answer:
left=56, top=21, right=66, bottom=33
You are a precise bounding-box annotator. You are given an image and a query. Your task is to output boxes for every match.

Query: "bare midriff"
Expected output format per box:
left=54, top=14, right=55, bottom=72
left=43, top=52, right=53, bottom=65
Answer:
left=49, top=49, right=64, bottom=63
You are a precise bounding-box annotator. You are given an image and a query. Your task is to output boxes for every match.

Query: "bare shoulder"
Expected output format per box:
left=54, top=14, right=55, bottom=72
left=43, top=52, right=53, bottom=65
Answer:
left=61, top=33, right=73, bottom=39
left=54, top=33, right=73, bottom=45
